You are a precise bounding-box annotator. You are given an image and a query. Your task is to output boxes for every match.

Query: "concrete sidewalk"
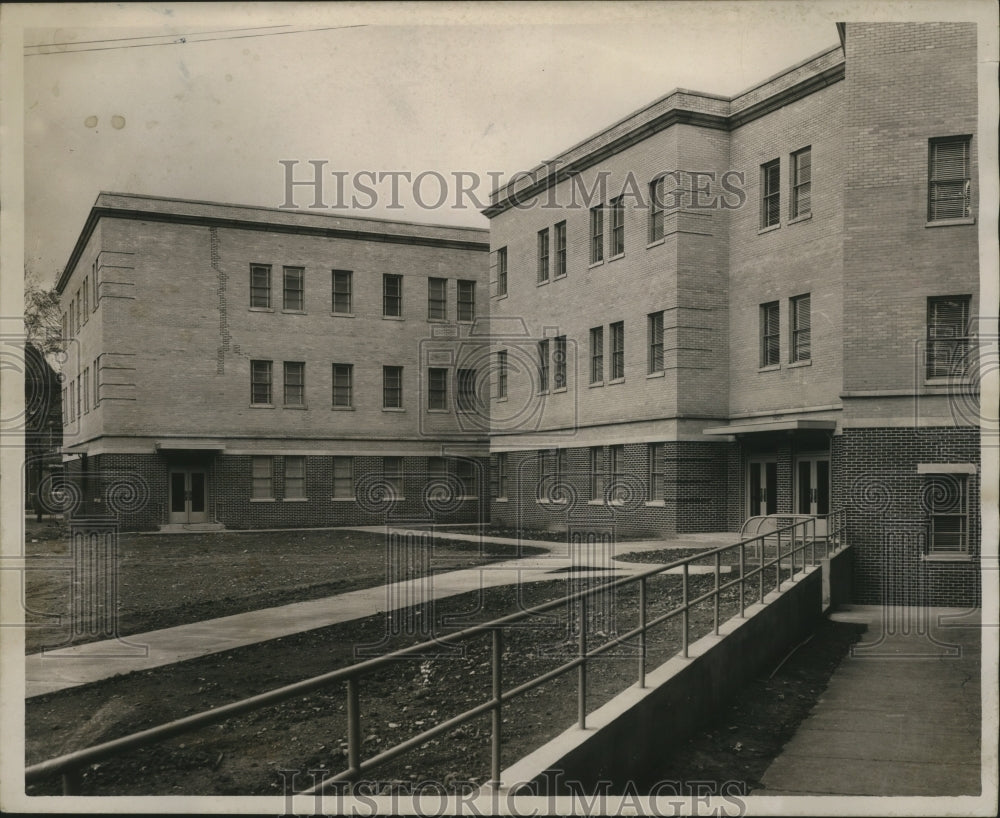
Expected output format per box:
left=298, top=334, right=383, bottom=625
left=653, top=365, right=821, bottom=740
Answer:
left=758, top=604, right=983, bottom=797
left=26, top=528, right=734, bottom=698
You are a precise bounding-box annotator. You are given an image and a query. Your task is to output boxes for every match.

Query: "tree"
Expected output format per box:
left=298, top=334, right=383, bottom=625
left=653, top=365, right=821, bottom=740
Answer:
left=24, top=272, right=63, bottom=356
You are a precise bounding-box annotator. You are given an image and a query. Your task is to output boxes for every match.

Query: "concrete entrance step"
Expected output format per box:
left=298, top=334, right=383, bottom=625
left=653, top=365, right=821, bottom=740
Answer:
left=157, top=522, right=226, bottom=533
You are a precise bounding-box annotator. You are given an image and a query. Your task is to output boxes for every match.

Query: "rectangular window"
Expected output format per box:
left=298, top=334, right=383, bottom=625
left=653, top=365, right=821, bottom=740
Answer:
left=383, top=456, right=404, bottom=498
left=92, top=262, right=99, bottom=307
left=554, top=221, right=567, bottom=277
left=82, top=367, right=89, bottom=413
left=457, top=280, right=476, bottom=322
left=927, top=296, right=972, bottom=379
left=537, top=228, right=550, bottom=283
left=610, top=321, right=625, bottom=379
left=332, top=363, right=353, bottom=408
left=649, top=179, right=664, bottom=242
left=284, top=361, right=305, bottom=406
left=332, top=269, right=352, bottom=314
left=428, top=456, right=448, bottom=481
left=928, top=136, right=971, bottom=221
left=332, top=456, right=354, bottom=498
left=590, top=326, right=604, bottom=383
left=82, top=278, right=89, bottom=320
left=590, top=447, right=605, bottom=500
left=609, top=445, right=625, bottom=502
left=648, top=311, right=664, bottom=374
left=68, top=300, right=74, bottom=338
left=496, top=349, right=508, bottom=399
left=495, top=452, right=508, bottom=500
left=928, top=474, right=969, bottom=554
left=428, top=367, right=448, bottom=410
left=284, top=456, right=306, bottom=499
left=790, top=294, right=811, bottom=362
left=251, top=264, right=271, bottom=308
left=76, top=375, right=81, bottom=419
left=457, top=368, right=477, bottom=412
left=61, top=388, right=67, bottom=425
left=538, top=339, right=550, bottom=392
left=383, top=365, right=403, bottom=408
left=455, top=459, right=477, bottom=496
left=760, top=302, right=780, bottom=367
left=648, top=443, right=664, bottom=501
left=496, top=247, right=508, bottom=296
left=590, top=206, right=604, bottom=263
left=283, top=266, right=304, bottom=311
left=61, top=313, right=67, bottom=342
left=791, top=147, right=811, bottom=218
left=93, top=361, right=100, bottom=407
left=251, top=360, right=273, bottom=404
left=252, top=456, right=273, bottom=499
left=761, top=159, right=780, bottom=228
left=428, top=277, right=447, bottom=320
left=383, top=274, right=402, bottom=317
left=610, top=197, right=625, bottom=256
left=553, top=335, right=567, bottom=389
left=68, top=381, right=75, bottom=422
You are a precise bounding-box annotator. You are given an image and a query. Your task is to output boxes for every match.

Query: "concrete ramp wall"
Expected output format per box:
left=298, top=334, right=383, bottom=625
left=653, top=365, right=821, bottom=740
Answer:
left=499, top=546, right=853, bottom=794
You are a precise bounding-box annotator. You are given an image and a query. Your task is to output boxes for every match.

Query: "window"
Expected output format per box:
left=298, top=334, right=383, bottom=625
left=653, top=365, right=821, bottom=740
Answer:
left=590, top=447, right=605, bottom=499
left=68, top=381, right=75, bottom=422
left=610, top=321, right=625, bottom=380
left=93, top=361, right=100, bottom=407
left=383, top=457, right=404, bottom=498
left=332, top=456, right=354, bottom=498
left=284, top=361, right=305, bottom=406
left=649, top=178, right=664, bottom=242
left=761, top=159, right=780, bottom=228
left=610, top=196, right=625, bottom=256
left=383, top=365, right=403, bottom=408
left=61, top=312, right=67, bottom=342
left=332, top=363, right=353, bottom=408
left=927, top=474, right=969, bottom=554
left=82, top=278, right=89, bottom=321
left=76, top=375, right=81, bottom=419
left=61, top=388, right=67, bottom=426
left=790, top=294, right=811, bottom=362
left=251, top=264, right=271, bottom=308
left=648, top=443, right=664, bottom=501
left=428, top=277, right=447, bottom=320
left=590, top=206, right=604, bottom=263
left=74, top=295, right=80, bottom=335
left=609, top=445, right=625, bottom=502
left=428, top=367, right=448, bottom=410
left=252, top=456, right=274, bottom=499
left=590, top=327, right=604, bottom=383
left=283, top=267, right=304, bottom=311
left=457, top=280, right=476, bottom=322
left=537, top=228, right=550, bottom=283
left=553, top=336, right=567, bottom=389
left=93, top=264, right=99, bottom=306
left=928, top=136, right=971, bottom=221
left=68, top=300, right=74, bottom=338
left=760, top=302, right=780, bottom=367
left=82, top=367, right=89, bottom=413
left=332, top=270, right=352, bottom=314
left=648, top=311, right=664, bottom=374
left=496, top=247, right=508, bottom=297
left=927, top=296, right=971, bottom=379
left=428, top=456, right=448, bottom=481
left=457, top=368, right=478, bottom=412
left=383, top=274, right=402, bottom=317
left=495, top=452, right=508, bottom=500
left=538, top=339, right=550, bottom=392
left=251, top=360, right=273, bottom=404
left=455, top=459, right=477, bottom=496
left=791, top=147, right=811, bottom=218
left=554, top=221, right=567, bottom=277
left=496, top=350, right=508, bottom=399
left=285, top=456, right=306, bottom=498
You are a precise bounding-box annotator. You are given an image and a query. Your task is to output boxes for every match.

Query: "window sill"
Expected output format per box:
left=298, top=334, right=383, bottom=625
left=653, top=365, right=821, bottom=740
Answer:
left=538, top=390, right=550, bottom=396
left=587, top=499, right=605, bottom=506
left=495, top=396, right=508, bottom=403
left=537, top=498, right=568, bottom=506
left=644, top=500, right=665, bottom=507
left=788, top=212, right=812, bottom=225
left=552, top=387, right=568, bottom=394
left=608, top=377, right=625, bottom=385
left=282, top=497, right=309, bottom=502
left=922, top=553, right=974, bottom=562
left=331, top=312, right=355, bottom=318
left=382, top=407, right=406, bottom=413
left=588, top=259, right=604, bottom=269
left=757, top=224, right=781, bottom=235
left=537, top=279, right=550, bottom=287
left=249, top=497, right=276, bottom=503
left=925, top=217, right=975, bottom=228
left=608, top=253, right=625, bottom=263
left=382, top=315, right=405, bottom=321
left=426, top=408, right=450, bottom=414
left=250, top=403, right=276, bottom=409
left=331, top=405, right=355, bottom=411
left=589, top=380, right=604, bottom=388
left=924, top=377, right=973, bottom=388
left=758, top=364, right=780, bottom=373
left=646, top=370, right=665, bottom=379
left=249, top=307, right=274, bottom=313
left=494, top=497, right=508, bottom=503
left=493, top=292, right=509, bottom=301
left=281, top=309, right=307, bottom=315
left=554, top=273, right=568, bottom=281
left=788, top=359, right=812, bottom=368
left=456, top=319, right=474, bottom=325
left=330, top=497, right=357, bottom=502
left=916, top=463, right=977, bottom=474
left=646, top=238, right=665, bottom=250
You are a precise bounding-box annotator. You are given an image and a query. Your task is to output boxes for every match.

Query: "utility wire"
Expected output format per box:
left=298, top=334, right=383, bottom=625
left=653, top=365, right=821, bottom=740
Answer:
left=25, top=25, right=294, bottom=49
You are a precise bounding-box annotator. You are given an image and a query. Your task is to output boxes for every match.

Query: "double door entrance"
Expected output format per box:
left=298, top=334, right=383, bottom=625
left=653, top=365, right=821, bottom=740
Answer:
left=169, top=469, right=209, bottom=524
left=748, top=453, right=830, bottom=533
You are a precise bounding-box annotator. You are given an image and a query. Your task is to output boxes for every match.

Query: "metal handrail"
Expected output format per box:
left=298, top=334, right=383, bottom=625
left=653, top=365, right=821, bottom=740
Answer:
left=27, top=510, right=848, bottom=795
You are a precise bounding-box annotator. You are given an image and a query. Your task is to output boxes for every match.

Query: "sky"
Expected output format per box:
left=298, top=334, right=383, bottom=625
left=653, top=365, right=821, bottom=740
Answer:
left=7, top=0, right=993, bottom=286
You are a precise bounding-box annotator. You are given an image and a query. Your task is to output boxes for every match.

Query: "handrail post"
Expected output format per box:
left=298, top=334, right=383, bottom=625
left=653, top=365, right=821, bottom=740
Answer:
left=638, top=577, right=647, bottom=688
left=491, top=628, right=502, bottom=789
left=578, top=594, right=587, bottom=729
left=738, top=543, right=745, bottom=617
left=681, top=562, right=689, bottom=658
left=776, top=527, right=782, bottom=591
left=713, top=551, right=721, bottom=635
left=62, top=769, right=82, bottom=795
left=810, top=517, right=816, bottom=566
left=346, top=677, right=361, bottom=783
left=758, top=534, right=764, bottom=603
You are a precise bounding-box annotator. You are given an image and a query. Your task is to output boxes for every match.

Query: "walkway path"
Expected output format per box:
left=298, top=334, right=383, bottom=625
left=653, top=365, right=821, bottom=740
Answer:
left=26, top=528, right=735, bottom=698
left=759, top=603, right=983, bottom=796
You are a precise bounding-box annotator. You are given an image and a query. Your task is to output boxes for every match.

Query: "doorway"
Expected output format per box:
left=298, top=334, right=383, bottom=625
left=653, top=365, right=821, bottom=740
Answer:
left=169, top=469, right=209, bottom=524
left=795, top=454, right=830, bottom=535
left=748, top=459, right=777, bottom=517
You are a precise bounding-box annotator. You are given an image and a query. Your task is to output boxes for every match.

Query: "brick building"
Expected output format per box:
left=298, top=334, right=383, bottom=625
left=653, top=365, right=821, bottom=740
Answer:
left=56, top=194, right=491, bottom=530
left=483, top=22, right=981, bottom=605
